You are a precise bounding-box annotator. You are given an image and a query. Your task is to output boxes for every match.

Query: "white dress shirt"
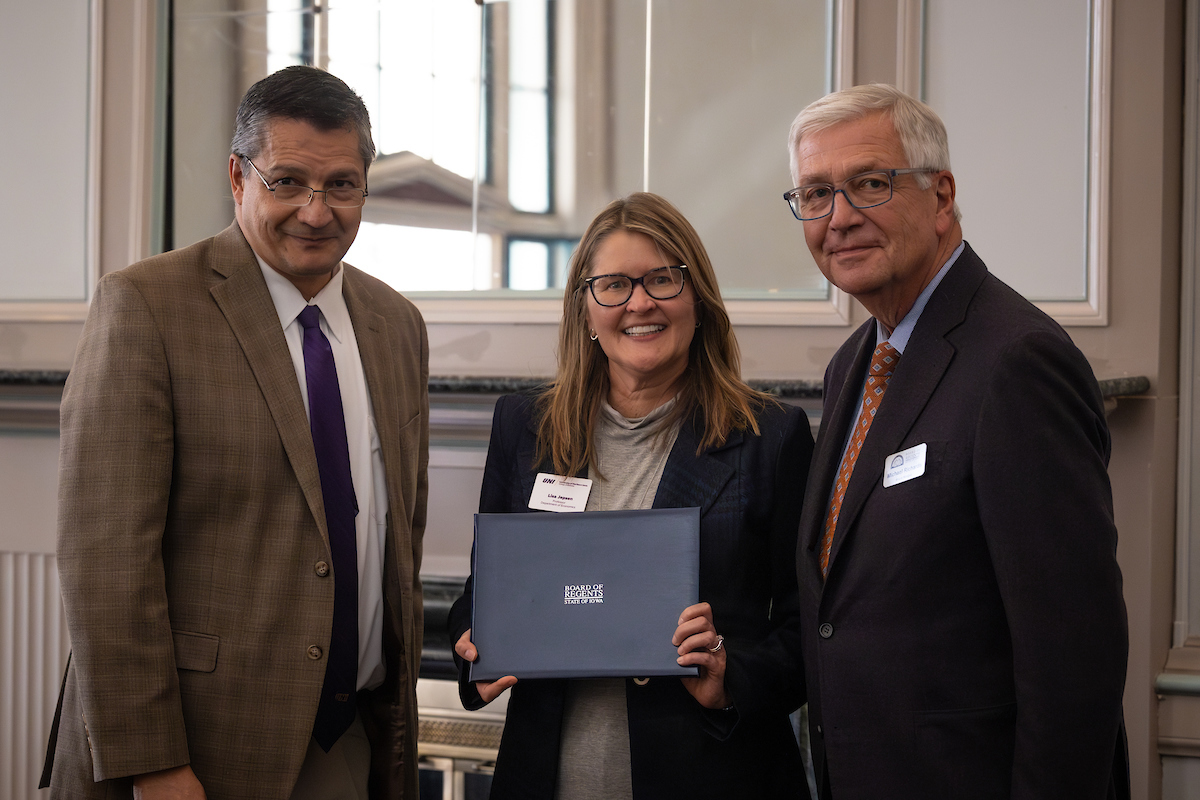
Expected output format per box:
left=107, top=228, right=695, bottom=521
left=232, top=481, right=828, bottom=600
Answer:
left=257, top=256, right=388, bottom=692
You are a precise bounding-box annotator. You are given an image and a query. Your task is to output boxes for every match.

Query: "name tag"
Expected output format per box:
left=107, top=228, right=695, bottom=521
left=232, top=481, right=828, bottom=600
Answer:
left=529, top=473, right=593, bottom=512
left=883, top=443, right=927, bottom=488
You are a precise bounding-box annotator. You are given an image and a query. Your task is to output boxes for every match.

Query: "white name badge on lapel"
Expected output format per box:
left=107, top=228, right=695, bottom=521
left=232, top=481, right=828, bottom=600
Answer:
left=883, top=443, right=928, bottom=488
left=529, top=473, right=593, bottom=512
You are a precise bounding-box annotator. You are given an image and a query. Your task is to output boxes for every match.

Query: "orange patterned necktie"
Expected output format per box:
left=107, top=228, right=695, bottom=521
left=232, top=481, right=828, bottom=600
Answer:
left=820, top=341, right=900, bottom=578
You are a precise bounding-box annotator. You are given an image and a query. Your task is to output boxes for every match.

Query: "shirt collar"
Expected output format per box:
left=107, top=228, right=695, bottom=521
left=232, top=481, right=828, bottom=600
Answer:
left=876, top=240, right=966, bottom=354
left=255, top=254, right=351, bottom=344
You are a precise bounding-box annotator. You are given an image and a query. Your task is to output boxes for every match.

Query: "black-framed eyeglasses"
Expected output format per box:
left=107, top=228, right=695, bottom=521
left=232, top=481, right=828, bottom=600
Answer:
left=783, top=168, right=936, bottom=221
left=582, top=265, right=689, bottom=307
left=238, top=155, right=369, bottom=209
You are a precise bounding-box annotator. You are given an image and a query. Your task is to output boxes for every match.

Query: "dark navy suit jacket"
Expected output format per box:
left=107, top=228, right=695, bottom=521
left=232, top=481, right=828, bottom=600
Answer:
left=798, top=243, right=1129, bottom=799
left=449, top=392, right=814, bottom=799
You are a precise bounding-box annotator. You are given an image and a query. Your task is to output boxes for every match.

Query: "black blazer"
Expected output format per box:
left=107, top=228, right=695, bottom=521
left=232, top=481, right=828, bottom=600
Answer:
left=798, top=243, right=1129, bottom=799
left=448, top=392, right=815, bottom=800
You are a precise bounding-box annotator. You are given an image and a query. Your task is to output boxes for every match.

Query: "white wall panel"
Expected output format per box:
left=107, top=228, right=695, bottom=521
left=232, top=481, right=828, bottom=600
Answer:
left=0, top=1, right=92, bottom=303
left=0, top=552, right=69, bottom=800
left=924, top=0, right=1103, bottom=309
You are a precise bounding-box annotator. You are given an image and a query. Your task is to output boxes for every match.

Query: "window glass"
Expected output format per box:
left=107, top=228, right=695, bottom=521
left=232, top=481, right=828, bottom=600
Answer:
left=171, top=0, right=834, bottom=305
left=507, top=239, right=552, bottom=290
left=317, top=0, right=549, bottom=288
left=352, top=223, right=494, bottom=292
left=508, top=0, right=551, bottom=212
left=266, top=0, right=306, bottom=74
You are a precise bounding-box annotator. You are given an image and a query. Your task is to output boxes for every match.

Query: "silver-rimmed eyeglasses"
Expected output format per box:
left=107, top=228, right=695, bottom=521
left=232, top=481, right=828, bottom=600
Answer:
left=583, top=265, right=689, bottom=307
left=783, top=168, right=936, bottom=221
left=239, top=155, right=369, bottom=209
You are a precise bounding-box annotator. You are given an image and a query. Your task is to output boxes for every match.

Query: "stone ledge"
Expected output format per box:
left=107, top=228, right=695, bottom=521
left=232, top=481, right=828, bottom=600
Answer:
left=1, top=369, right=1148, bottom=401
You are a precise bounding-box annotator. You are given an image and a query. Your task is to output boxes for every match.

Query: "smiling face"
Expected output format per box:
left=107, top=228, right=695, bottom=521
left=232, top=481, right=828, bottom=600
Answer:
left=793, top=111, right=958, bottom=327
left=230, top=117, right=366, bottom=299
left=586, top=229, right=697, bottom=404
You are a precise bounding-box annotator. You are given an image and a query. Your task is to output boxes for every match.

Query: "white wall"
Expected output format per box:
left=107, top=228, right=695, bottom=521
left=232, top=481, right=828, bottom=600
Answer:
left=0, top=0, right=91, bottom=303
left=0, top=432, right=59, bottom=556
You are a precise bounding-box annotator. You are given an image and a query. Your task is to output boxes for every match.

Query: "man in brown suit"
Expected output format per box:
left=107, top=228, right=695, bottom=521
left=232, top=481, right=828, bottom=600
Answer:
left=42, top=66, right=428, bottom=799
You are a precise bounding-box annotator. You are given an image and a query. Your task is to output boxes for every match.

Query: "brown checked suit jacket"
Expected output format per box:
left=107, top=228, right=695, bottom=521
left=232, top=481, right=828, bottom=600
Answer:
left=43, top=222, right=429, bottom=799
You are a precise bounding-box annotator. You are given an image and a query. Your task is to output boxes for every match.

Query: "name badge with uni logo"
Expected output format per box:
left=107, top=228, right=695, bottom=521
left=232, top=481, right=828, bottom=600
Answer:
left=529, top=473, right=593, bottom=512
left=883, top=443, right=927, bottom=488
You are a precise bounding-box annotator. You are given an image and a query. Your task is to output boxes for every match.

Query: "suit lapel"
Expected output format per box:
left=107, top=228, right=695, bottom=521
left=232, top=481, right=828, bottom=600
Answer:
left=799, top=324, right=874, bottom=589
left=342, top=269, right=405, bottom=521
left=825, top=333, right=954, bottom=572
left=342, top=267, right=418, bottom=637
left=207, top=223, right=328, bottom=546
left=652, top=419, right=738, bottom=516
left=822, top=245, right=988, bottom=579
left=518, top=411, right=552, bottom=501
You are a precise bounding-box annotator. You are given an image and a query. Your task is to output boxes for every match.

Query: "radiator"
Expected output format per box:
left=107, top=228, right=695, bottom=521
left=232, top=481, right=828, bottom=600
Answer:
left=0, top=551, right=69, bottom=800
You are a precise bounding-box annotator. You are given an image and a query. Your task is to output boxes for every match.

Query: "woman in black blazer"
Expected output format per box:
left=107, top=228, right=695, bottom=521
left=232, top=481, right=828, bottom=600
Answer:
left=448, top=193, right=814, bottom=799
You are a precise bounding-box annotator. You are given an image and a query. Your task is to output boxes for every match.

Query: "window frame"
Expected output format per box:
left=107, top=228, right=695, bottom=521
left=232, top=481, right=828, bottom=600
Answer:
left=0, top=0, right=106, bottom=324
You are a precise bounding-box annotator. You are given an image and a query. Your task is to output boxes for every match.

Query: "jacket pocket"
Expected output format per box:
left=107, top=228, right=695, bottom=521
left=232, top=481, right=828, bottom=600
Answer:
left=913, top=702, right=1016, bottom=799
left=172, top=630, right=219, bottom=672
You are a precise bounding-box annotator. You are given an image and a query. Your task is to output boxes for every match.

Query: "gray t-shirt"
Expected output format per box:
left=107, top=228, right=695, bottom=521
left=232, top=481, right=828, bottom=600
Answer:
left=554, top=397, right=681, bottom=800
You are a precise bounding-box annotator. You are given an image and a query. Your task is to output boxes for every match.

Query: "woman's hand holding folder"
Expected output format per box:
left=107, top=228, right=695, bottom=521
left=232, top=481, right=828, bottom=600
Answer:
left=672, top=602, right=731, bottom=710
left=456, top=628, right=519, bottom=703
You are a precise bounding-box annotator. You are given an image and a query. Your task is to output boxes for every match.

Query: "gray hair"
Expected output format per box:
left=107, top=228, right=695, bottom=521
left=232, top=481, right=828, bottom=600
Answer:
left=788, top=83, right=961, bottom=221
left=230, top=65, right=375, bottom=176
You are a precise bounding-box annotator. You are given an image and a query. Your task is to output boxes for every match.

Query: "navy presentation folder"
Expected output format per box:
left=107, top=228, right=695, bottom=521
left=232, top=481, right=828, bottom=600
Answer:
left=469, top=507, right=700, bottom=681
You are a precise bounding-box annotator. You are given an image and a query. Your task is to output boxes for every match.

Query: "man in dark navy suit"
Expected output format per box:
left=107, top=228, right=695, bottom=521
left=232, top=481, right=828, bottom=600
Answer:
left=785, top=83, right=1129, bottom=799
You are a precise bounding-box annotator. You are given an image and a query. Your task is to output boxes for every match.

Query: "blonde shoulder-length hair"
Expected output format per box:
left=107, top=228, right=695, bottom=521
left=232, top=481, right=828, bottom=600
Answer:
left=535, top=192, right=774, bottom=477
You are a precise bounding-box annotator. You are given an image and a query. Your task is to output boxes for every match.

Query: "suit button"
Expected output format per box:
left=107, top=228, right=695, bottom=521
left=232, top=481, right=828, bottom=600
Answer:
left=315, top=561, right=330, bottom=577
left=817, top=724, right=823, bottom=734
left=308, top=645, right=323, bottom=660
left=819, top=623, right=834, bottom=639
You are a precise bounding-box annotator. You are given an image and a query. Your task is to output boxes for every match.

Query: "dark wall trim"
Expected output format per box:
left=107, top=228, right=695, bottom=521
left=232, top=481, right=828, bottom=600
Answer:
left=0, top=369, right=1152, bottom=399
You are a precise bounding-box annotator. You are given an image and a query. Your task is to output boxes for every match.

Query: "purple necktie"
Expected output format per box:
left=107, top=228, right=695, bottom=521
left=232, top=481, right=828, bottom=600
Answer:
left=299, top=305, right=359, bottom=752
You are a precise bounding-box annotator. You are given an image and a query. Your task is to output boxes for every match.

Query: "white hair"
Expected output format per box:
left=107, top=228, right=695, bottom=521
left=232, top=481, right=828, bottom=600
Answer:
left=788, top=83, right=961, bottom=221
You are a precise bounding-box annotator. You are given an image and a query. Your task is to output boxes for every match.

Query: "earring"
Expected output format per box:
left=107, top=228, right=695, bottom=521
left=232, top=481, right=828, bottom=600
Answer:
left=695, top=320, right=702, bottom=328
left=589, top=330, right=598, bottom=341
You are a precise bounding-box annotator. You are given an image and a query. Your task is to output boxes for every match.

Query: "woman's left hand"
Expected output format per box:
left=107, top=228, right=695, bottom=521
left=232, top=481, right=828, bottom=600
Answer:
left=672, top=602, right=732, bottom=710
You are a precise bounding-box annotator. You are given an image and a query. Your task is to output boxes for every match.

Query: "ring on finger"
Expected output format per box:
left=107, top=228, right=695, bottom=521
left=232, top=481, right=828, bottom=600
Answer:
left=707, top=634, right=724, bottom=653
